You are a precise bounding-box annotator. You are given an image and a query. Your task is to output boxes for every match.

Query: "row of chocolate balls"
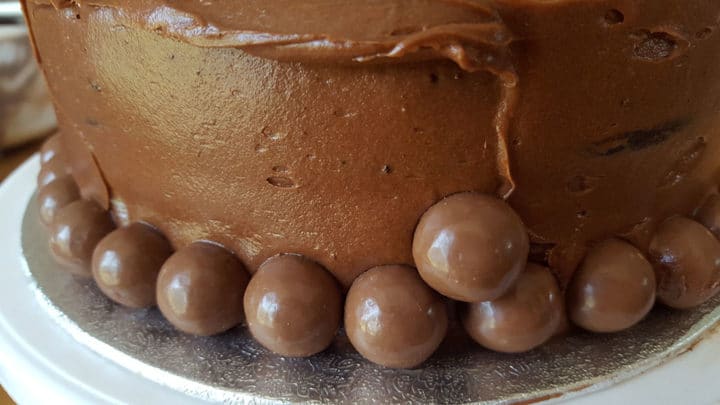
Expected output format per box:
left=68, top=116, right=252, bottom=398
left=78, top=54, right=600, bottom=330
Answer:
left=413, top=185, right=720, bottom=337
left=37, top=135, right=448, bottom=368
left=37, top=134, right=720, bottom=368
left=39, top=199, right=442, bottom=365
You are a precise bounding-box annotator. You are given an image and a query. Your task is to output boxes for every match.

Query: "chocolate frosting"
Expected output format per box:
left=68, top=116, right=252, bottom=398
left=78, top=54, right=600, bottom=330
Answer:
left=36, top=0, right=513, bottom=68
left=22, top=0, right=720, bottom=287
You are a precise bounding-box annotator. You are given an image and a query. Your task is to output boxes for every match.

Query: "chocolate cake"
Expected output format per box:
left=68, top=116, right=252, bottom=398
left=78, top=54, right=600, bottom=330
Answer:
left=23, top=0, right=720, bottom=368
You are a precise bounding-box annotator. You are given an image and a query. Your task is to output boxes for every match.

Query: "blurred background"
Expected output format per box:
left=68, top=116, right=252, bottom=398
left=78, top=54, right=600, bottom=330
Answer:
left=0, top=1, right=55, bottom=402
left=0, top=0, right=55, bottom=150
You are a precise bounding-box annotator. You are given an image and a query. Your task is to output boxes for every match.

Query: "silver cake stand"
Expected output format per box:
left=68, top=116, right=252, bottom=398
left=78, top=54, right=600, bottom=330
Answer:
left=3, top=156, right=720, bottom=404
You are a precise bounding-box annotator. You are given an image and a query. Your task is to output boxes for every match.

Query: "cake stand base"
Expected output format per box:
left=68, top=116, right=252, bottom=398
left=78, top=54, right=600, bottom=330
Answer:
left=3, top=156, right=720, bottom=404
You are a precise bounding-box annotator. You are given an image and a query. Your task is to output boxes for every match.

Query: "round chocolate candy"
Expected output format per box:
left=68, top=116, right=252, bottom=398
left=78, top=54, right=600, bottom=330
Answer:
left=567, top=238, right=656, bottom=333
left=40, top=133, right=63, bottom=164
left=50, top=199, right=116, bottom=276
left=345, top=265, right=448, bottom=368
left=461, top=263, right=562, bottom=353
left=92, top=223, right=173, bottom=308
left=244, top=254, right=342, bottom=357
left=412, top=192, right=529, bottom=302
left=696, top=194, right=720, bottom=238
left=648, top=216, right=720, bottom=309
left=157, top=242, right=250, bottom=336
left=37, top=154, right=71, bottom=187
left=37, top=175, right=80, bottom=226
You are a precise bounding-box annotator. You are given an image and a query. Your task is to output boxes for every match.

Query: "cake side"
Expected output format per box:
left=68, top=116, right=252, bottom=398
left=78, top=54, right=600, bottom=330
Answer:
left=24, top=0, right=720, bottom=286
left=501, top=0, right=720, bottom=279
left=23, top=0, right=720, bottom=368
